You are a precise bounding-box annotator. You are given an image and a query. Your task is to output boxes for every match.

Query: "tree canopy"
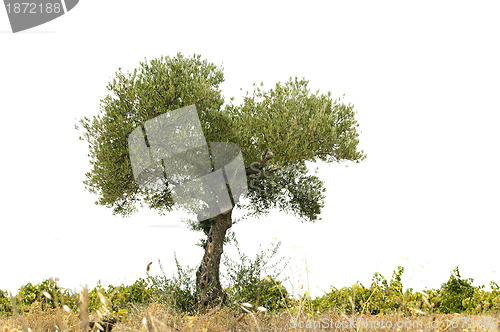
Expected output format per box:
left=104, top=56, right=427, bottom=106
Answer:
left=79, top=53, right=365, bottom=222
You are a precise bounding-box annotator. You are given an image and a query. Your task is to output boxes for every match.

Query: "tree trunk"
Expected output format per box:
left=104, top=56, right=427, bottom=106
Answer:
left=195, top=210, right=233, bottom=307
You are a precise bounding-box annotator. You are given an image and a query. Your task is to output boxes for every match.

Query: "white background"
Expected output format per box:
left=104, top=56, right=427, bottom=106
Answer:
left=1, top=1, right=499, bottom=298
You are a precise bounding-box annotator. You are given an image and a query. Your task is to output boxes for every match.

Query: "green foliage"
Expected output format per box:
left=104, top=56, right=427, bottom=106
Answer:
left=78, top=53, right=366, bottom=223
left=245, top=162, right=327, bottom=222
left=10, top=279, right=77, bottom=314
left=229, top=79, right=365, bottom=168
left=311, top=269, right=411, bottom=315
left=3, top=266, right=498, bottom=317
left=0, top=289, right=12, bottom=316
left=312, top=266, right=499, bottom=316
left=149, top=258, right=197, bottom=313
left=228, top=78, right=366, bottom=221
left=223, top=241, right=291, bottom=311
left=104, top=278, right=154, bottom=311
left=430, top=267, right=479, bottom=314
left=78, top=53, right=225, bottom=216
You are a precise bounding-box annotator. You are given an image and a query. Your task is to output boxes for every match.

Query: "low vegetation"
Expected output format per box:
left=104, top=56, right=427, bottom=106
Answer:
left=1, top=246, right=499, bottom=331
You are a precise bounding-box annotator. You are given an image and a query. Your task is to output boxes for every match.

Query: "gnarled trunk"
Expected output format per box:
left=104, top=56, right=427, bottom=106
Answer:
left=195, top=210, right=232, bottom=307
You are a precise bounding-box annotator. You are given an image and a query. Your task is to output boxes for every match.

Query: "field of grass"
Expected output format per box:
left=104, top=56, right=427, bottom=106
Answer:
left=1, top=301, right=500, bottom=331
left=1, top=248, right=499, bottom=331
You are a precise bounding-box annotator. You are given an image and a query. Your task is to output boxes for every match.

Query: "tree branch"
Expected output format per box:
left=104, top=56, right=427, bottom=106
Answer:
left=245, top=151, right=276, bottom=176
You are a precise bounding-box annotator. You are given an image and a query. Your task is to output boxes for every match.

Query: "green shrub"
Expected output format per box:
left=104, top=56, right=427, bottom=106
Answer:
left=432, top=267, right=478, bottom=314
left=149, top=257, right=196, bottom=313
left=104, top=278, right=153, bottom=312
left=223, top=241, right=291, bottom=311
left=13, top=279, right=76, bottom=313
left=0, top=289, right=12, bottom=316
left=312, top=267, right=410, bottom=315
left=311, top=266, right=495, bottom=316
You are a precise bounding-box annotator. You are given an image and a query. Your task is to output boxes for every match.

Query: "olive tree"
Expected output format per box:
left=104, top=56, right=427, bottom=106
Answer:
left=79, top=53, right=365, bottom=307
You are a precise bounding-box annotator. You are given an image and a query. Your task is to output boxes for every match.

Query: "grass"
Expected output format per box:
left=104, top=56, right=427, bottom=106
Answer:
left=1, top=249, right=499, bottom=331
left=1, top=300, right=500, bottom=331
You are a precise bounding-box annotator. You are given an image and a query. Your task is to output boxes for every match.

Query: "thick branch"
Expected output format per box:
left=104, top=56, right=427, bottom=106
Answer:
left=245, top=150, right=272, bottom=176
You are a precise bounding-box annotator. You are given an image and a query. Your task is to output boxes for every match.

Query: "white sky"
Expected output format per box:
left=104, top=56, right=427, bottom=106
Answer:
left=1, top=1, right=499, bottom=299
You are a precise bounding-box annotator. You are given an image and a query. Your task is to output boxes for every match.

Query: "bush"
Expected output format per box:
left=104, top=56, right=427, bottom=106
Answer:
left=312, top=266, right=411, bottom=315
left=105, top=278, right=154, bottom=311
left=149, top=257, right=197, bottom=313
left=311, top=266, right=495, bottom=316
left=223, top=241, right=291, bottom=311
left=431, top=267, right=478, bottom=313
left=0, top=289, right=12, bottom=316
left=12, top=279, right=76, bottom=313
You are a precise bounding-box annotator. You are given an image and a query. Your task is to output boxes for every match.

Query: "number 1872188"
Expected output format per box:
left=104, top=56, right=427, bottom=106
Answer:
left=446, top=317, right=498, bottom=329
left=6, top=2, right=62, bottom=14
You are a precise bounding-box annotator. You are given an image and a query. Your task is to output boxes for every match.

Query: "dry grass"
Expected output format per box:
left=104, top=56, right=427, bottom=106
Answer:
left=1, top=301, right=500, bottom=331
left=1, top=263, right=499, bottom=331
